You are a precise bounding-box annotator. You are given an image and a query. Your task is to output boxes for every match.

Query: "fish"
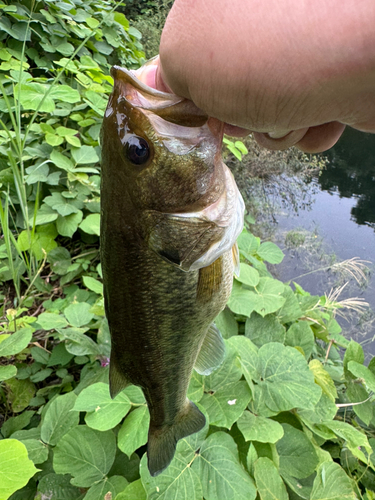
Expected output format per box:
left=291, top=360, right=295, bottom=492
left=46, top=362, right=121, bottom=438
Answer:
left=100, top=58, right=245, bottom=477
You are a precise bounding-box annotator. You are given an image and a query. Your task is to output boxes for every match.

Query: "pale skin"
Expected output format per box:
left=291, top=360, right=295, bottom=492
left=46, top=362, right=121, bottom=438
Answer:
left=137, top=0, right=375, bottom=153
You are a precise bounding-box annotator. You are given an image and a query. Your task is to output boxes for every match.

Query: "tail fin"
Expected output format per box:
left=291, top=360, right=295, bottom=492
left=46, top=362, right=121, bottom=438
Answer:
left=147, top=401, right=205, bottom=476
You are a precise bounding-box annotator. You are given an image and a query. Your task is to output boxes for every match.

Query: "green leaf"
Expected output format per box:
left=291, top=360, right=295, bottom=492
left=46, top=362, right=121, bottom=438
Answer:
left=309, top=359, right=338, bottom=402
left=249, top=278, right=286, bottom=317
left=257, top=242, right=284, bottom=264
left=237, top=231, right=260, bottom=257
left=73, top=382, right=131, bottom=431
left=37, top=312, right=68, bottom=330
left=348, top=360, right=375, bottom=393
left=71, top=145, right=99, bottom=165
left=5, top=378, right=35, bottom=413
left=17, top=83, right=55, bottom=112
left=53, top=426, right=116, bottom=487
left=79, top=213, right=100, bottom=235
left=0, top=327, right=32, bottom=356
left=83, top=276, right=103, bottom=295
left=0, top=439, right=38, bottom=500
left=254, top=457, right=289, bottom=500
left=214, top=308, right=238, bottom=339
left=44, top=192, right=79, bottom=217
left=58, top=328, right=101, bottom=356
left=56, top=126, right=77, bottom=137
left=245, top=312, right=285, bottom=347
left=192, top=432, right=256, bottom=500
left=277, top=423, right=319, bottom=479
left=49, top=85, right=80, bottom=103
left=253, top=343, right=321, bottom=413
left=66, top=135, right=81, bottom=147
left=310, top=462, right=356, bottom=499
left=50, top=150, right=75, bottom=171
left=277, top=286, right=303, bottom=323
left=56, top=211, right=83, bottom=238
left=0, top=365, right=17, bottom=381
left=118, top=406, right=150, bottom=457
left=37, top=473, right=82, bottom=500
left=285, top=320, right=315, bottom=359
left=0, top=411, right=35, bottom=439
left=115, top=479, right=146, bottom=500
left=19, top=439, right=48, bottom=465
left=41, top=392, right=79, bottom=446
left=237, top=411, right=284, bottom=444
left=235, top=263, right=259, bottom=287
left=32, top=204, right=58, bottom=225
left=64, top=302, right=94, bottom=327
left=323, top=419, right=371, bottom=462
left=200, top=381, right=251, bottom=428
left=84, top=476, right=128, bottom=500
left=227, top=281, right=256, bottom=316
left=45, top=133, right=64, bottom=146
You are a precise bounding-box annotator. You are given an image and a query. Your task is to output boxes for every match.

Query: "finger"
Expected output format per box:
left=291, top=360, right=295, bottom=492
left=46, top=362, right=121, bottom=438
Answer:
left=295, top=121, right=346, bottom=153
left=252, top=128, right=309, bottom=150
left=223, top=124, right=252, bottom=137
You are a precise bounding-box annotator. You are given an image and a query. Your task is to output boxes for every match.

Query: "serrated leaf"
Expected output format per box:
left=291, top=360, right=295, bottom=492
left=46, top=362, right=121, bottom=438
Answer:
left=277, top=423, right=319, bottom=479
left=192, top=432, right=256, bottom=500
left=64, top=302, right=94, bottom=327
left=0, top=327, right=32, bottom=356
left=73, top=383, right=131, bottom=431
left=118, top=406, right=150, bottom=457
left=53, top=426, right=116, bottom=487
left=309, top=359, right=338, bottom=402
left=257, top=242, right=284, bottom=264
left=0, top=439, right=39, bottom=500
left=254, top=457, right=289, bottom=500
left=41, top=392, right=79, bottom=446
left=237, top=411, right=284, bottom=443
left=310, top=462, right=356, bottom=499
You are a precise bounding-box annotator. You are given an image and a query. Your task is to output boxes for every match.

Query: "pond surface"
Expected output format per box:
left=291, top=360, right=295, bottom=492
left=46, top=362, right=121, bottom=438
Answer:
left=271, top=127, right=375, bottom=355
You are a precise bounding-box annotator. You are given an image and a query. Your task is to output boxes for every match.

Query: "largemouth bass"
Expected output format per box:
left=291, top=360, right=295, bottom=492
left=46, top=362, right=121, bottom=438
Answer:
left=100, top=60, right=245, bottom=476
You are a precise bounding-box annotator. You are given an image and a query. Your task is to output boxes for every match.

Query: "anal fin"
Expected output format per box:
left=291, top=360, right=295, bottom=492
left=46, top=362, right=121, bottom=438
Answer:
left=232, top=242, right=240, bottom=278
left=194, top=323, right=226, bottom=376
left=109, top=359, right=130, bottom=399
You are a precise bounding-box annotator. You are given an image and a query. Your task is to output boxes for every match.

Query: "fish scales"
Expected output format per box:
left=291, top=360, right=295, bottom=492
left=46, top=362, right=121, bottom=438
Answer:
left=100, top=58, right=245, bottom=476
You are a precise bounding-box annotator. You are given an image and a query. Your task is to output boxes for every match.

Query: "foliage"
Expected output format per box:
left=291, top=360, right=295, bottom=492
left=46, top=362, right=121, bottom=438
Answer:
left=1, top=3, right=375, bottom=500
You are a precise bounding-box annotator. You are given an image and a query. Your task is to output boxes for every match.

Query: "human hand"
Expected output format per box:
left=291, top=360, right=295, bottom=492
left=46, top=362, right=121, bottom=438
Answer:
left=138, top=0, right=375, bottom=153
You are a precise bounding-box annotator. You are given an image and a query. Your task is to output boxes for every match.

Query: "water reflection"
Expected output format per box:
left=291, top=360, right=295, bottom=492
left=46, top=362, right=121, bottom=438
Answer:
left=320, top=128, right=375, bottom=228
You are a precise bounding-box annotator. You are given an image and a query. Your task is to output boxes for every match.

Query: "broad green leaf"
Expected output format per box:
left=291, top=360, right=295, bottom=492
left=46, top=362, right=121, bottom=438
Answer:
left=245, top=312, right=285, bottom=347
left=56, top=126, right=77, bottom=136
left=346, top=380, right=373, bottom=425
left=1, top=411, right=35, bottom=439
left=49, top=85, right=80, bottom=103
left=5, top=378, right=35, bottom=413
left=0, top=327, right=32, bottom=356
left=45, top=133, right=64, bottom=146
left=254, top=342, right=321, bottom=412
left=66, top=135, right=81, bottom=147
left=47, top=342, right=74, bottom=367
left=323, top=419, right=371, bottom=462
left=298, top=392, right=337, bottom=425
left=64, top=302, right=94, bottom=327
left=44, top=192, right=79, bottom=217
left=348, top=361, right=375, bottom=393
left=227, top=281, right=256, bottom=316
left=192, top=432, right=256, bottom=500
left=50, top=150, right=74, bottom=171
left=254, top=457, right=288, bottom=500
left=53, top=426, right=116, bottom=487
left=73, top=382, right=131, bottom=431
left=344, top=339, right=364, bottom=375
left=187, top=371, right=204, bottom=403
left=36, top=312, right=68, bottom=330
left=71, top=145, right=99, bottom=165
left=237, top=231, right=260, bottom=257
left=0, top=365, right=17, bottom=381
left=41, top=392, right=79, bottom=446
left=84, top=476, right=128, bottom=500
left=83, top=275, right=103, bottom=295
left=309, top=359, right=337, bottom=402
left=32, top=204, right=58, bottom=225
left=0, top=439, right=38, bottom=500
left=257, top=242, right=284, bottom=264
left=200, top=381, right=251, bottom=428
left=237, top=411, right=284, bottom=444
left=286, top=320, right=315, bottom=359
left=202, top=341, right=242, bottom=392
left=118, top=406, right=150, bottom=457
left=19, top=439, right=48, bottom=465
left=277, top=424, right=319, bottom=479
left=115, top=479, right=146, bottom=500
left=17, top=83, right=55, bottom=112
left=277, top=286, right=303, bottom=323
left=58, top=328, right=101, bottom=356
left=214, top=308, right=238, bottom=339
left=79, top=213, right=100, bottom=235
left=140, top=452, right=203, bottom=500
left=235, top=263, right=259, bottom=287
left=249, top=278, right=286, bottom=317
left=310, top=462, right=356, bottom=499
left=56, top=211, right=83, bottom=238
left=37, top=473, right=82, bottom=500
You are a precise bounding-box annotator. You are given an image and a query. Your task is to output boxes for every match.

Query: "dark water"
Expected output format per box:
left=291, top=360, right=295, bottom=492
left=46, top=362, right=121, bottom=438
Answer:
left=273, top=127, right=375, bottom=354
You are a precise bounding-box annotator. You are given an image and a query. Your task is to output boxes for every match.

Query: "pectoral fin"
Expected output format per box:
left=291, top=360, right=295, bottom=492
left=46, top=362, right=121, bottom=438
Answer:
left=194, top=323, right=226, bottom=376
left=145, top=211, right=223, bottom=271
left=109, top=358, right=130, bottom=398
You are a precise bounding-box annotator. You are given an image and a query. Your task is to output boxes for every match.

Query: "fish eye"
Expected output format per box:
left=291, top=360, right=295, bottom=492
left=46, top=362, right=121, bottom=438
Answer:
left=124, top=136, right=150, bottom=165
